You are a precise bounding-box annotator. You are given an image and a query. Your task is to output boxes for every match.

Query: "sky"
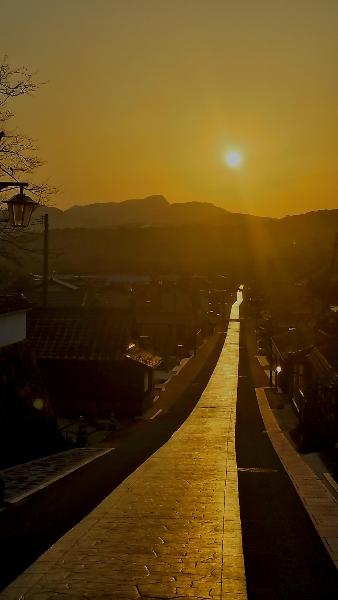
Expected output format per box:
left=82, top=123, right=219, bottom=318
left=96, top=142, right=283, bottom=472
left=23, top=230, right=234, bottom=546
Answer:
left=1, top=0, right=338, bottom=217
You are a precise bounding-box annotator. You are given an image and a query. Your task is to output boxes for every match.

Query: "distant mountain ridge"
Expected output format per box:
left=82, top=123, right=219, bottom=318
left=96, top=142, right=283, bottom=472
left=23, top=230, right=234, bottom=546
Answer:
left=32, top=195, right=338, bottom=229
left=32, top=195, right=255, bottom=229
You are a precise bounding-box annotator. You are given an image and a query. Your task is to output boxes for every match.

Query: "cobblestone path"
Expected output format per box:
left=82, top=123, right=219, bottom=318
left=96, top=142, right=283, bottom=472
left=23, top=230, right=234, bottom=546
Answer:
left=1, top=289, right=246, bottom=600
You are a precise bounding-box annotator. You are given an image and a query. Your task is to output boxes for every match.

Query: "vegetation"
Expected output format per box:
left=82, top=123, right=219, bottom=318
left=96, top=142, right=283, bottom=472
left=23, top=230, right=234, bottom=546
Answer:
left=0, top=55, right=55, bottom=201
left=0, top=56, right=57, bottom=285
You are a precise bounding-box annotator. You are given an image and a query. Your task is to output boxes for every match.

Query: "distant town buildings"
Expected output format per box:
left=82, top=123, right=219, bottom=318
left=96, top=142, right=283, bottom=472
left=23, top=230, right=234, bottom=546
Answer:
left=23, top=275, right=232, bottom=421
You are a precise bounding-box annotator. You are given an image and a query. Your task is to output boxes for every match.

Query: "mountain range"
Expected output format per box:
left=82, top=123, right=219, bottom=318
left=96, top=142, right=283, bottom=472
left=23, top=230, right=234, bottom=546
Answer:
left=32, top=195, right=338, bottom=232
left=32, top=195, right=272, bottom=229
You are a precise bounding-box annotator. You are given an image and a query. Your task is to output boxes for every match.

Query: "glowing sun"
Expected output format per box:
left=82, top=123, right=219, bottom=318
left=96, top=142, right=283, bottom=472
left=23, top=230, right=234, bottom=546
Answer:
left=225, top=150, right=243, bottom=168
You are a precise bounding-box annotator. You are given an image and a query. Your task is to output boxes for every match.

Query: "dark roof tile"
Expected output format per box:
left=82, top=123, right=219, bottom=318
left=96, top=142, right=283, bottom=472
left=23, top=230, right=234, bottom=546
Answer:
left=271, top=327, right=314, bottom=359
left=27, top=308, right=131, bottom=361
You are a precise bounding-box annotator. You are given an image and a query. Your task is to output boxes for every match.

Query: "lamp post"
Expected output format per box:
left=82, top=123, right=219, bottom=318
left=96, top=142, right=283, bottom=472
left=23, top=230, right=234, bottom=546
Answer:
left=42, top=213, right=48, bottom=308
left=0, top=181, right=49, bottom=306
left=0, top=182, right=38, bottom=228
left=269, top=337, right=273, bottom=387
left=276, top=365, right=282, bottom=392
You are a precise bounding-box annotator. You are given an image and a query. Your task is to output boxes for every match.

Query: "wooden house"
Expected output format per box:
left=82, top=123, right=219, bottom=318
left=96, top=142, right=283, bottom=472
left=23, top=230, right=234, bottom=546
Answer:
left=27, top=308, right=161, bottom=419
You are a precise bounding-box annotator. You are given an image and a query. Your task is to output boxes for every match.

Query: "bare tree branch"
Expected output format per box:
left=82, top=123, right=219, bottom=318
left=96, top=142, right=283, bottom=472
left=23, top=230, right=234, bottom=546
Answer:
left=0, top=55, right=56, bottom=204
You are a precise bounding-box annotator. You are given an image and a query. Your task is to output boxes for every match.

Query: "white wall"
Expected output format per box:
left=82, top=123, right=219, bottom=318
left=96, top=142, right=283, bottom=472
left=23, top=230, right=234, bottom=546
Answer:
left=0, top=311, right=27, bottom=347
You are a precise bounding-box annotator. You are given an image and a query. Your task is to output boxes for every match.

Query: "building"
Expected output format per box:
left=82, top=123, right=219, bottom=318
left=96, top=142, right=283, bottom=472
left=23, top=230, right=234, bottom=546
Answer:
left=270, top=326, right=313, bottom=391
left=0, top=295, right=29, bottom=348
left=23, top=274, right=87, bottom=308
left=27, top=308, right=161, bottom=419
left=270, top=317, right=338, bottom=452
left=133, top=282, right=205, bottom=358
left=291, top=343, right=338, bottom=452
left=0, top=296, right=62, bottom=468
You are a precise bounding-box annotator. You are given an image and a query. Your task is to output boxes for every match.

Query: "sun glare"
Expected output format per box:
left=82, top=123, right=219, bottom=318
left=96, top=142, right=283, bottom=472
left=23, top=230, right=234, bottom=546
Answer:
left=225, top=150, right=243, bottom=169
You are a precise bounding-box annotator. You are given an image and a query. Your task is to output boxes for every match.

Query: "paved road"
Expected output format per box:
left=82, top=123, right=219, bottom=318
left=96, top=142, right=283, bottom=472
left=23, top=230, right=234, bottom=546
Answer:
left=236, top=318, right=338, bottom=599
left=0, top=330, right=226, bottom=592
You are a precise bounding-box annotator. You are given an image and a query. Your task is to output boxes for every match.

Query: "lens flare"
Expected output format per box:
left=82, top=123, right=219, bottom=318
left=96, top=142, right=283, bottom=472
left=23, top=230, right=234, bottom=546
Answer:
left=33, top=398, right=44, bottom=410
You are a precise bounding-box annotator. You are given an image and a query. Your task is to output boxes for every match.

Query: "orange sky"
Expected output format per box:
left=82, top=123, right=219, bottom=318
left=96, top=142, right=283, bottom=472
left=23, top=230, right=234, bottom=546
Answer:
left=2, top=0, right=338, bottom=216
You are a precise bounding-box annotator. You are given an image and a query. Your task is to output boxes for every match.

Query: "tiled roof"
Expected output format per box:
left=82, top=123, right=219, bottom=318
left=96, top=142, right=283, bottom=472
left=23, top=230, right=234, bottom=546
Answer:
left=26, top=281, right=86, bottom=308
left=0, top=295, right=30, bottom=315
left=316, top=341, right=338, bottom=372
left=27, top=308, right=131, bottom=361
left=307, top=345, right=338, bottom=384
left=271, top=327, right=313, bottom=359
left=125, top=346, right=162, bottom=368
left=316, top=309, right=338, bottom=336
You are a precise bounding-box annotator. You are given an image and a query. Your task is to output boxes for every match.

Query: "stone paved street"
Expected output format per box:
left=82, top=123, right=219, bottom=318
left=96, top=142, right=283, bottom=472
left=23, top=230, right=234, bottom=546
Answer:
left=0, top=290, right=246, bottom=600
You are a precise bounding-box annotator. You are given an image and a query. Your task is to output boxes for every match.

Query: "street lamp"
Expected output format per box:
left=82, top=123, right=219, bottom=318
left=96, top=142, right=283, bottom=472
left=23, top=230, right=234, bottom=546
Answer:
left=0, top=181, right=49, bottom=306
left=276, top=365, right=282, bottom=391
left=0, top=182, right=38, bottom=228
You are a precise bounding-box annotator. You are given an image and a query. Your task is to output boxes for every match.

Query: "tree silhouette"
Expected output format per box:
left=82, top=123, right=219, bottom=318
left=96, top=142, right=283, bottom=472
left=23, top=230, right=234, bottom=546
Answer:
left=0, top=55, right=56, bottom=203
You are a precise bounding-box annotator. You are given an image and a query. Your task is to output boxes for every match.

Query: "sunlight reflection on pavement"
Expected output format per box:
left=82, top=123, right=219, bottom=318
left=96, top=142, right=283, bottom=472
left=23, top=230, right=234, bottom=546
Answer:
left=1, top=286, right=247, bottom=600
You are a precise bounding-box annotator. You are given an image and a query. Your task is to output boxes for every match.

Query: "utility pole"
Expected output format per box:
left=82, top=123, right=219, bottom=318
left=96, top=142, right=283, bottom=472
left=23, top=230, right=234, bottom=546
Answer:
left=42, top=213, right=49, bottom=308
left=173, top=280, right=177, bottom=353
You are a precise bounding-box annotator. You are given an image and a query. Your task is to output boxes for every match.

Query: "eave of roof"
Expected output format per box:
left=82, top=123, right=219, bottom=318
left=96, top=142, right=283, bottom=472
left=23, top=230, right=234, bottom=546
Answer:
left=124, top=348, right=162, bottom=368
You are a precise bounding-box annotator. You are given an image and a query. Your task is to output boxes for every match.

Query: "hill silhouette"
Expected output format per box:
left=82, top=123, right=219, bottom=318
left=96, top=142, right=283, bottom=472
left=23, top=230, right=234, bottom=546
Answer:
left=33, top=195, right=269, bottom=229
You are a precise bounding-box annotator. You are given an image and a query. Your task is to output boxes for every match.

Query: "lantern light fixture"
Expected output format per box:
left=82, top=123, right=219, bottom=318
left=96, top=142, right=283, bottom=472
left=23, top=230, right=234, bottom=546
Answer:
left=0, top=181, right=39, bottom=228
